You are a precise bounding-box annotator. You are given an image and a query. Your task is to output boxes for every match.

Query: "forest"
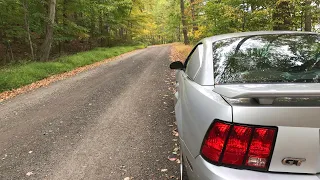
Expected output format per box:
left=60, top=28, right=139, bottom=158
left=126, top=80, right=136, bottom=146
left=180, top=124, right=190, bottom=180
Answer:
left=0, top=0, right=319, bottom=64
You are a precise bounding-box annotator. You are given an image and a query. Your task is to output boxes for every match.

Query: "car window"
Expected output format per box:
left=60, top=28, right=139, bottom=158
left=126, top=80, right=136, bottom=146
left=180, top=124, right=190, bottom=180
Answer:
left=213, top=34, right=320, bottom=84
left=185, top=44, right=203, bottom=80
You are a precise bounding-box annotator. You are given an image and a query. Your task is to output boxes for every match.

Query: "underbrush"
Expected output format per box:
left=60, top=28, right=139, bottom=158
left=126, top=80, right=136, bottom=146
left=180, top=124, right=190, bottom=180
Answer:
left=0, top=45, right=144, bottom=92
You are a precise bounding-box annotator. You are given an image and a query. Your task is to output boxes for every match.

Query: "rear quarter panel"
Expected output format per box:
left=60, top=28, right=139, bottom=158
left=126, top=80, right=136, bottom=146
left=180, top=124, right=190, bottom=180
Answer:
left=176, top=72, right=232, bottom=157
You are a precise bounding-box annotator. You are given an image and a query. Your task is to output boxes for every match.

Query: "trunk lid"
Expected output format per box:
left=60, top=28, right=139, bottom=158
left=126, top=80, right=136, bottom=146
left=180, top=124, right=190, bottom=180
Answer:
left=214, top=83, right=320, bottom=99
left=213, top=83, right=320, bottom=174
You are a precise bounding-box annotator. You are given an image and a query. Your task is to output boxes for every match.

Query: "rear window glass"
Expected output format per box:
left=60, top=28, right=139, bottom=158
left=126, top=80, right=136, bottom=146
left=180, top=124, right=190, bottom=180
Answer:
left=213, top=34, right=320, bottom=84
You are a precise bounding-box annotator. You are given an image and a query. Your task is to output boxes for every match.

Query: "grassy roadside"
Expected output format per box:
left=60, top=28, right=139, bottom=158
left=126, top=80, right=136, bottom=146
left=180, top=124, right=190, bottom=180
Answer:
left=0, top=45, right=145, bottom=93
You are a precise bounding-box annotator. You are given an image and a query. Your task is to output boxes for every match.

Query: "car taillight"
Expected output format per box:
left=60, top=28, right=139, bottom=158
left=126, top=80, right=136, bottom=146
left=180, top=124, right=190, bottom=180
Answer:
left=245, top=128, right=276, bottom=169
left=201, top=120, right=277, bottom=171
left=222, top=125, right=252, bottom=166
left=201, top=122, right=231, bottom=162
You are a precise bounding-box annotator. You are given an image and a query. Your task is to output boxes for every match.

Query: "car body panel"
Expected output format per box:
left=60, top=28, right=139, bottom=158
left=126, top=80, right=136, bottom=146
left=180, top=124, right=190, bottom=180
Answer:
left=173, top=31, right=320, bottom=179
left=269, top=127, right=320, bottom=173
left=180, top=139, right=320, bottom=180
left=194, top=42, right=214, bottom=85
left=185, top=44, right=204, bottom=81
left=202, top=31, right=318, bottom=45
left=214, top=84, right=320, bottom=98
left=192, top=156, right=320, bottom=180
left=232, top=106, right=320, bottom=128
left=175, top=70, right=231, bottom=157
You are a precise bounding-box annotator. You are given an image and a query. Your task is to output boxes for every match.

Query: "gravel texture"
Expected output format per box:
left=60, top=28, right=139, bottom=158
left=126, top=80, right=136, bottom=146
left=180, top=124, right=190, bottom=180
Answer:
left=0, top=46, right=180, bottom=180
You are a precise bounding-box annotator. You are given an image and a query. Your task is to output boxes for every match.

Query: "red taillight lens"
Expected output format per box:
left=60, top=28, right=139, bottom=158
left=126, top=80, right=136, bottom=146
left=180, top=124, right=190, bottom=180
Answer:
left=201, top=120, right=277, bottom=171
left=201, top=121, right=231, bottom=162
left=245, top=128, right=276, bottom=169
left=222, top=125, right=252, bottom=165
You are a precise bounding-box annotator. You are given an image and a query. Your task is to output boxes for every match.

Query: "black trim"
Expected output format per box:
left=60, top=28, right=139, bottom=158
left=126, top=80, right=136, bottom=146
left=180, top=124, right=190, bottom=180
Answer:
left=184, top=42, right=203, bottom=68
left=200, top=119, right=278, bottom=172
left=218, top=122, right=233, bottom=163
left=186, top=156, right=193, bottom=171
left=242, top=127, right=255, bottom=165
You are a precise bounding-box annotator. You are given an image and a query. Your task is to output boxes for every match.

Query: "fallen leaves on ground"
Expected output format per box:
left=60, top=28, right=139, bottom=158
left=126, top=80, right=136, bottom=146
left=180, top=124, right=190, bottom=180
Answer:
left=173, top=147, right=179, bottom=153
left=161, top=169, right=168, bottom=172
left=161, top=44, right=187, bottom=179
left=168, top=154, right=178, bottom=161
left=172, top=129, right=179, bottom=137
left=176, top=159, right=181, bottom=164
left=26, top=172, right=33, bottom=176
left=169, top=43, right=192, bottom=63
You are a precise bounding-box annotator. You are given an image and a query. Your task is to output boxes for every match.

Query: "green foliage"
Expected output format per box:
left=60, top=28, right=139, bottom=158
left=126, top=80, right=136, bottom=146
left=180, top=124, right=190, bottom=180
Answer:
left=0, top=0, right=25, bottom=41
left=0, top=0, right=319, bottom=63
left=180, top=0, right=320, bottom=43
left=0, top=0, right=151, bottom=63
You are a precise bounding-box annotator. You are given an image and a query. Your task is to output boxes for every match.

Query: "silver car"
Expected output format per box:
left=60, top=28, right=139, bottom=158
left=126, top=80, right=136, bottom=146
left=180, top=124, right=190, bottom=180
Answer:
left=170, top=31, right=320, bottom=180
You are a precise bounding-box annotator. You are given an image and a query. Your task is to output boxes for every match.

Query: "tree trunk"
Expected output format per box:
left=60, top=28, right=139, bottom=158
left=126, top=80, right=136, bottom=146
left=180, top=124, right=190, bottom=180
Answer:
left=6, top=41, right=14, bottom=62
left=242, top=0, right=246, bottom=31
left=301, top=10, right=304, bottom=31
left=89, top=8, right=95, bottom=49
left=180, top=0, right=189, bottom=44
left=60, top=0, right=68, bottom=53
left=40, top=0, right=56, bottom=61
left=190, top=0, right=198, bottom=35
left=273, top=0, right=292, bottom=30
left=99, top=10, right=103, bottom=46
left=4, top=40, right=14, bottom=63
left=22, top=0, right=35, bottom=60
left=304, top=0, right=312, bottom=31
left=178, top=25, right=181, bottom=42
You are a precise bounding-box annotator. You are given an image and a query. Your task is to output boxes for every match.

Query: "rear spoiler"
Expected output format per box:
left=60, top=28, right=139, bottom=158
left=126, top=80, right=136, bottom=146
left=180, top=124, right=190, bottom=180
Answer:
left=213, top=84, right=320, bottom=99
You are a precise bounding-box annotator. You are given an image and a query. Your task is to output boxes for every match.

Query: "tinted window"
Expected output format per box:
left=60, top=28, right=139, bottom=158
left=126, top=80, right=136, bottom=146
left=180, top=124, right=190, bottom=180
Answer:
left=213, top=34, right=320, bottom=84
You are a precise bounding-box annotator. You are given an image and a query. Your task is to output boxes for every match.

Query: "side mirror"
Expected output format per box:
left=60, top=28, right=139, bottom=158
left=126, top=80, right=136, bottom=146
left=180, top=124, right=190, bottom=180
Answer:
left=170, top=61, right=184, bottom=70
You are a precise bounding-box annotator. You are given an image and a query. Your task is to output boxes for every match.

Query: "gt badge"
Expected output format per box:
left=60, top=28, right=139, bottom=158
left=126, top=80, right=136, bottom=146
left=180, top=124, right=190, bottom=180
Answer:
left=282, top=158, right=306, bottom=166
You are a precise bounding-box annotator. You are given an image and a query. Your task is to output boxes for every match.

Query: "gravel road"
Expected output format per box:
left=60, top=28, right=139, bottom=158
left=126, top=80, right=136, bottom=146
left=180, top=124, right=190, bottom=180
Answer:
left=0, top=46, right=180, bottom=180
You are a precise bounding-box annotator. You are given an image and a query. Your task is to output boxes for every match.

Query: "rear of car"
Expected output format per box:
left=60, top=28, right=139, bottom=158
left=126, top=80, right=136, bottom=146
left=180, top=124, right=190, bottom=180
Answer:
left=173, top=32, right=320, bottom=180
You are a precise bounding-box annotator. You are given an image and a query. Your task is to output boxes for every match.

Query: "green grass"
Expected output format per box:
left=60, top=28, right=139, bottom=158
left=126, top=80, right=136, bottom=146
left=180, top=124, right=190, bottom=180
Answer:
left=0, top=45, right=145, bottom=93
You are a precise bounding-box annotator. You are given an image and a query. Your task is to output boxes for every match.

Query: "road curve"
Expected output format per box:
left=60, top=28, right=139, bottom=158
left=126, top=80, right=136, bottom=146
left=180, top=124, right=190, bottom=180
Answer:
left=0, top=46, right=179, bottom=179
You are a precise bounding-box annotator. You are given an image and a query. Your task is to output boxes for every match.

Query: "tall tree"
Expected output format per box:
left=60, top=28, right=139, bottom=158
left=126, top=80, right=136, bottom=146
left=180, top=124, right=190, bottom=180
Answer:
left=273, top=0, right=293, bottom=30
left=1, top=0, right=319, bottom=64
left=190, top=0, right=198, bottom=34
left=21, top=0, right=35, bottom=60
left=180, top=0, right=189, bottom=44
left=305, top=0, right=312, bottom=31
left=40, top=0, right=56, bottom=61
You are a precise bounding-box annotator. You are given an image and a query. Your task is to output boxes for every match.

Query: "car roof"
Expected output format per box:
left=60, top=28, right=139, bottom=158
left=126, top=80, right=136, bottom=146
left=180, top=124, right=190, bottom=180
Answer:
left=201, top=31, right=319, bottom=44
